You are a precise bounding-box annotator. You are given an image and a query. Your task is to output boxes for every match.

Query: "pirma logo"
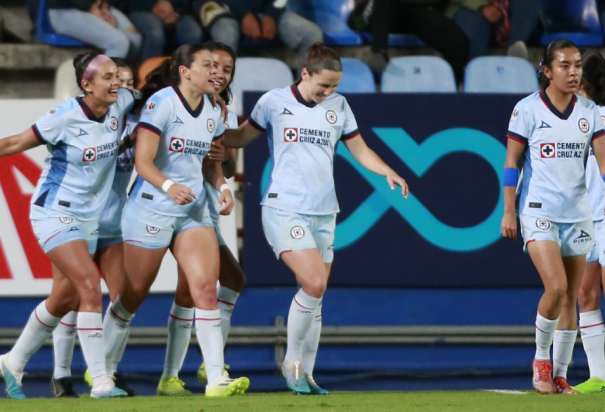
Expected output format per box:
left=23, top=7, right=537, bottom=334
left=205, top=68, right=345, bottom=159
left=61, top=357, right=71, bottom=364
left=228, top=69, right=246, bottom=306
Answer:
left=574, top=230, right=592, bottom=244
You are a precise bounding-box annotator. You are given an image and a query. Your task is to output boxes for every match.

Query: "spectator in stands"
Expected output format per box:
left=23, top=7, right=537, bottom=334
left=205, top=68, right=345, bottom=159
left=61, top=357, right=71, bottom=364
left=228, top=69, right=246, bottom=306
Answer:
left=193, top=0, right=323, bottom=70
left=348, top=0, right=469, bottom=84
left=47, top=0, right=138, bottom=58
left=446, top=0, right=542, bottom=60
left=112, top=0, right=203, bottom=61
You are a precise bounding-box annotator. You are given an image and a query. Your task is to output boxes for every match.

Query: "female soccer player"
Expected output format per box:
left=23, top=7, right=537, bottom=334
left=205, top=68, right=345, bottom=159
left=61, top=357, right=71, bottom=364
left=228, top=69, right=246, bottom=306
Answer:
left=569, top=51, right=605, bottom=393
left=50, top=58, right=139, bottom=398
left=102, top=43, right=249, bottom=397
left=223, top=42, right=408, bottom=394
left=155, top=41, right=246, bottom=396
left=0, top=52, right=134, bottom=399
left=501, top=40, right=605, bottom=394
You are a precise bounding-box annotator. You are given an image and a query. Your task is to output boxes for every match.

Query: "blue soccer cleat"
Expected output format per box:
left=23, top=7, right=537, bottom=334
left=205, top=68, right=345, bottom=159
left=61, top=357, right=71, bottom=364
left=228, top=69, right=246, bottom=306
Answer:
left=90, top=375, right=128, bottom=399
left=306, top=375, right=330, bottom=395
left=0, top=353, right=26, bottom=400
left=281, top=360, right=311, bottom=394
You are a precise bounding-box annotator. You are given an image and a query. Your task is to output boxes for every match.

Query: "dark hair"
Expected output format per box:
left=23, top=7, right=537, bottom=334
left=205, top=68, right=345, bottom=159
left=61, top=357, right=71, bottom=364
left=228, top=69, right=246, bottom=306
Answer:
left=582, top=50, right=605, bottom=106
left=110, top=57, right=137, bottom=77
left=203, top=40, right=237, bottom=105
left=73, top=51, right=104, bottom=92
left=139, top=44, right=211, bottom=109
left=295, top=42, right=341, bottom=85
left=539, top=39, right=580, bottom=89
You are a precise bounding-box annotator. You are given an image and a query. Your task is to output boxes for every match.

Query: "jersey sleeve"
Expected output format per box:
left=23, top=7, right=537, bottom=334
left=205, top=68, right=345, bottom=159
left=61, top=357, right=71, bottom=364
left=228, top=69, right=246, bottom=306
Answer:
left=591, top=105, right=605, bottom=141
left=226, top=110, right=239, bottom=130
left=138, top=93, right=171, bottom=136
left=32, top=105, right=68, bottom=145
left=213, top=114, right=226, bottom=141
left=116, top=88, right=135, bottom=116
left=507, top=101, right=531, bottom=145
left=248, top=92, right=271, bottom=131
left=341, top=99, right=360, bottom=141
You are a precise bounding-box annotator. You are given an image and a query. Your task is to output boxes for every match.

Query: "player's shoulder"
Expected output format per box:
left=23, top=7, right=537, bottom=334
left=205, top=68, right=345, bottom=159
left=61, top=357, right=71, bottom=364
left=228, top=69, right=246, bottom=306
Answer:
left=323, top=92, right=349, bottom=109
left=575, top=93, right=598, bottom=110
left=39, top=97, right=80, bottom=123
left=598, top=105, right=605, bottom=117
left=148, top=86, right=176, bottom=105
left=514, top=91, right=541, bottom=112
left=226, top=110, right=239, bottom=129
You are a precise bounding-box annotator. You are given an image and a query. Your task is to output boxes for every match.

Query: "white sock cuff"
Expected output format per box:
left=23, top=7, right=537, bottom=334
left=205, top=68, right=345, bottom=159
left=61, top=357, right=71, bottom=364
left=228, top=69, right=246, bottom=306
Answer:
left=218, top=286, right=240, bottom=305
left=77, top=312, right=103, bottom=329
left=554, top=330, right=577, bottom=343
left=195, top=308, right=221, bottom=322
left=34, top=300, right=61, bottom=328
left=60, top=311, right=78, bottom=327
left=111, top=296, right=135, bottom=323
left=536, top=312, right=559, bottom=333
left=295, top=289, right=322, bottom=310
left=170, top=302, right=194, bottom=321
left=580, top=309, right=604, bottom=327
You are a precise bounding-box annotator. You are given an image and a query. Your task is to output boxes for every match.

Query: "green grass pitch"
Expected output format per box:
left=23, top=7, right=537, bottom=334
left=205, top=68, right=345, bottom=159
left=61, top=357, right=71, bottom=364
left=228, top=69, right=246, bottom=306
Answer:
left=0, top=391, right=603, bottom=412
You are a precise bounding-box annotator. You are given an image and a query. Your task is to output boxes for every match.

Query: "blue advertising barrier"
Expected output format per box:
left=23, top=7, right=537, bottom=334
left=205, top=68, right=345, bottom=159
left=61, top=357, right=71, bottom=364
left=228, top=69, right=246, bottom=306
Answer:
left=242, top=93, right=538, bottom=287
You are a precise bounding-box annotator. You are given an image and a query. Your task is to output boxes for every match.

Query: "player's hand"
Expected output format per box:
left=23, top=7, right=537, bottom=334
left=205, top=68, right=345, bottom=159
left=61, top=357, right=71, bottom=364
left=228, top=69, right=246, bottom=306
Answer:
left=261, top=15, right=277, bottom=40
left=208, top=139, right=228, bottom=162
left=501, top=212, right=517, bottom=240
left=386, top=170, right=408, bottom=199
left=480, top=5, right=502, bottom=23
left=241, top=12, right=262, bottom=40
left=168, top=184, right=195, bottom=205
left=218, top=188, right=234, bottom=215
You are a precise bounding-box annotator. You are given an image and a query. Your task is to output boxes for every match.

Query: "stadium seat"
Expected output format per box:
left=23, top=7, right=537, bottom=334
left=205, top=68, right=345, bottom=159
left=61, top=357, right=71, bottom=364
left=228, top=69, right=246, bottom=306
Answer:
left=292, top=0, right=364, bottom=46
left=363, top=33, right=426, bottom=47
left=137, top=57, right=170, bottom=89
left=381, top=56, right=456, bottom=93
left=464, top=57, right=538, bottom=94
left=540, top=0, right=603, bottom=46
left=231, top=58, right=294, bottom=115
left=338, top=58, right=376, bottom=93
left=54, top=59, right=81, bottom=99
left=37, top=0, right=85, bottom=47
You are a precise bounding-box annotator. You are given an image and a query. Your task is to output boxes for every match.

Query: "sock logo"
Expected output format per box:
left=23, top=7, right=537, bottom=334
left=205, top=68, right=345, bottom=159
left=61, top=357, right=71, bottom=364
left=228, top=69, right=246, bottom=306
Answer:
left=87, top=332, right=103, bottom=338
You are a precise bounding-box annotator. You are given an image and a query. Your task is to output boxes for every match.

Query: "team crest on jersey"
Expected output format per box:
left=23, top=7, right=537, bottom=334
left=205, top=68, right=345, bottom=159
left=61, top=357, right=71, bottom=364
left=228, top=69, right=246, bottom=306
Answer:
left=146, top=226, right=160, bottom=235
left=146, top=101, right=156, bottom=111
left=284, top=128, right=299, bottom=143
left=48, top=108, right=58, bottom=115
left=511, top=108, right=519, bottom=119
left=540, top=143, right=555, bottom=158
left=60, top=217, right=73, bottom=224
left=291, top=226, right=305, bottom=239
left=207, top=118, right=215, bottom=133
left=83, top=147, right=97, bottom=162
left=326, top=110, right=337, bottom=124
left=169, top=137, right=185, bottom=153
left=579, top=118, right=590, bottom=133
left=536, top=219, right=551, bottom=230
left=110, top=116, right=119, bottom=131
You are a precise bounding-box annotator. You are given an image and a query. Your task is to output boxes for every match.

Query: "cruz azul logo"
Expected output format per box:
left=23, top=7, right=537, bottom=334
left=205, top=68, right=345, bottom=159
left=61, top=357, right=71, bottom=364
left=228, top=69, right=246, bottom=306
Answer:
left=169, top=137, right=210, bottom=155
left=541, top=142, right=586, bottom=159
left=262, top=127, right=506, bottom=252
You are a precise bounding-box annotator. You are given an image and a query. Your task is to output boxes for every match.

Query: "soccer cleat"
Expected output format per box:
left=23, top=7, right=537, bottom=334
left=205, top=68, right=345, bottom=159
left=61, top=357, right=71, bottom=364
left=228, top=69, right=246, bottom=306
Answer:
left=206, top=375, right=250, bottom=397
left=281, top=359, right=311, bottom=394
left=0, top=353, right=26, bottom=400
left=90, top=374, right=128, bottom=399
left=572, top=377, right=605, bottom=393
left=84, top=369, right=93, bottom=387
left=306, top=375, right=329, bottom=395
left=50, top=376, right=79, bottom=398
left=532, top=359, right=555, bottom=394
left=553, top=377, right=579, bottom=394
left=157, top=377, right=192, bottom=396
left=113, top=373, right=137, bottom=397
left=197, top=361, right=230, bottom=384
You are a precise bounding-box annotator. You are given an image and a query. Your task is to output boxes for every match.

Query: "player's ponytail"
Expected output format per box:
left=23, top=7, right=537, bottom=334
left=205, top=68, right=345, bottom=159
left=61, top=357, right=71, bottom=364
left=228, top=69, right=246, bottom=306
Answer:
left=582, top=50, right=605, bottom=106
left=297, top=42, right=342, bottom=84
left=539, top=39, right=580, bottom=89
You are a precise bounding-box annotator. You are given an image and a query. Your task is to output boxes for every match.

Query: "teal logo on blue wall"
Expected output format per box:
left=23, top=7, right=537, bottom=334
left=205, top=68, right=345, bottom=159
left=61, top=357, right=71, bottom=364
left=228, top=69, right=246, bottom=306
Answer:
left=261, top=128, right=506, bottom=252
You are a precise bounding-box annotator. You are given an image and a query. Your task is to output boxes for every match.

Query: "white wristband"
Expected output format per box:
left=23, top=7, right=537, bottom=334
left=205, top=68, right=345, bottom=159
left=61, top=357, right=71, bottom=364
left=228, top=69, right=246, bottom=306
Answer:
left=162, top=179, right=175, bottom=193
left=219, top=183, right=230, bottom=193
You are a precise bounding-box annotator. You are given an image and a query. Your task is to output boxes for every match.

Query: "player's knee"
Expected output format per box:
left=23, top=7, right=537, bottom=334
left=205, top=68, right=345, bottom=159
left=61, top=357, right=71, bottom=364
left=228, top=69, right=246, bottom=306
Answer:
left=546, top=282, right=567, bottom=303
left=578, top=286, right=600, bottom=311
left=76, top=281, right=103, bottom=305
left=191, top=280, right=218, bottom=307
left=304, top=278, right=327, bottom=298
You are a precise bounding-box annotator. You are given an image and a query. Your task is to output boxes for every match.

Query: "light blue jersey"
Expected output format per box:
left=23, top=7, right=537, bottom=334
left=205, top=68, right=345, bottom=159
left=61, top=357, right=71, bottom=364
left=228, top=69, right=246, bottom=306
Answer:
left=205, top=110, right=238, bottom=223
left=31, top=89, right=135, bottom=221
left=509, top=90, right=605, bottom=223
left=98, top=112, right=139, bottom=246
left=130, top=86, right=225, bottom=217
left=250, top=84, right=359, bottom=215
left=585, top=106, right=605, bottom=221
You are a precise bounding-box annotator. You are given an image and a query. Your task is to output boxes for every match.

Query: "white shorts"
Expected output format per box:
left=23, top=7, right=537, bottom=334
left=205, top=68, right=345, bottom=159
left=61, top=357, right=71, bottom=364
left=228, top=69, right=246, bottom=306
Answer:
left=262, top=206, right=336, bottom=263
left=30, top=205, right=98, bottom=254
left=212, top=219, right=227, bottom=247
left=121, top=200, right=214, bottom=249
left=587, top=219, right=605, bottom=266
left=519, top=214, right=595, bottom=257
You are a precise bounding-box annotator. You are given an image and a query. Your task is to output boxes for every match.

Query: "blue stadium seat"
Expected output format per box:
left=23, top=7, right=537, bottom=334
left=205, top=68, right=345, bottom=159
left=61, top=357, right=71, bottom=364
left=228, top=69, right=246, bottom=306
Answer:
left=37, top=0, right=84, bottom=46
left=338, top=58, right=376, bottom=93
left=230, top=58, right=294, bottom=115
left=292, top=0, right=364, bottom=46
left=381, top=56, right=456, bottom=93
left=363, top=33, right=426, bottom=47
left=464, top=57, right=538, bottom=94
left=540, top=0, right=603, bottom=46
